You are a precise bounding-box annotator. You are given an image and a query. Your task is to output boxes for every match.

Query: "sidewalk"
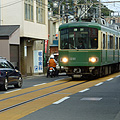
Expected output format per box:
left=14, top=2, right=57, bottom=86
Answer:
left=23, top=73, right=66, bottom=79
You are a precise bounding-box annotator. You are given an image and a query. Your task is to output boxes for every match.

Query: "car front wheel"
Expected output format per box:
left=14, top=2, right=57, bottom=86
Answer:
left=14, top=77, right=23, bottom=88
left=1, top=78, right=8, bottom=91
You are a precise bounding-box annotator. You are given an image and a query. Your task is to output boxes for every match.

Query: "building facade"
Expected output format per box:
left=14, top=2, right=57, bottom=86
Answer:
left=1, top=0, right=48, bottom=75
left=48, top=16, right=60, bottom=56
left=0, top=25, right=20, bottom=67
left=105, top=16, right=120, bottom=24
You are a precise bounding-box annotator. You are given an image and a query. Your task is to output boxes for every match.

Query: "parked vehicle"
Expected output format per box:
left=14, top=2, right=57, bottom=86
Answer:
left=0, top=57, right=23, bottom=91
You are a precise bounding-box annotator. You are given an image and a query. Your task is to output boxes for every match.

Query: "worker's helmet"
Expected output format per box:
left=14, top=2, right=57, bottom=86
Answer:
left=50, top=54, right=54, bottom=59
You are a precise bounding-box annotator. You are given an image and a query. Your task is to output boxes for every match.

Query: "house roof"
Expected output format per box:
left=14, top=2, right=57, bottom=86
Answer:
left=0, top=25, right=20, bottom=39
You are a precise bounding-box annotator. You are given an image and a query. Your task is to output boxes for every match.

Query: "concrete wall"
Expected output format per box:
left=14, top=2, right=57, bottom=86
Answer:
left=2, top=0, right=24, bottom=35
left=0, top=40, right=10, bottom=60
left=9, top=27, right=20, bottom=45
left=2, top=0, right=48, bottom=40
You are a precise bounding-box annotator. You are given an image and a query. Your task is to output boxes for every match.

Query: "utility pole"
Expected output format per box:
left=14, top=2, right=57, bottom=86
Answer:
left=66, top=0, right=69, bottom=23
left=58, top=2, right=60, bottom=25
left=99, top=0, right=101, bottom=18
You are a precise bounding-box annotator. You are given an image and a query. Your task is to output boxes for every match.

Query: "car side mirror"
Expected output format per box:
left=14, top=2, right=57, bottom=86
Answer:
left=15, top=66, right=19, bottom=70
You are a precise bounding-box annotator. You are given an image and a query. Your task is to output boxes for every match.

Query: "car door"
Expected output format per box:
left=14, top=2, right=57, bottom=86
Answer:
left=4, top=61, right=18, bottom=84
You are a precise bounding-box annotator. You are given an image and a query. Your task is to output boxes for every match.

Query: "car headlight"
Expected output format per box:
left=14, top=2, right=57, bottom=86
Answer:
left=61, top=57, right=68, bottom=63
left=89, top=57, right=98, bottom=63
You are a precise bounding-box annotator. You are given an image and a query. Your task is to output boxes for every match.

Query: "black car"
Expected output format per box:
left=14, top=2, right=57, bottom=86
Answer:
left=0, top=57, right=23, bottom=91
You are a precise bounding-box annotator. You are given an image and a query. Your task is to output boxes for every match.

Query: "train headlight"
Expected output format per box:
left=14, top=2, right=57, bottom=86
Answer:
left=62, top=57, right=68, bottom=63
left=89, top=57, right=98, bottom=63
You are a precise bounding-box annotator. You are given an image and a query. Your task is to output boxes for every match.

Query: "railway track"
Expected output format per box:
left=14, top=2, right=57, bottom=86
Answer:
left=0, top=72, right=119, bottom=120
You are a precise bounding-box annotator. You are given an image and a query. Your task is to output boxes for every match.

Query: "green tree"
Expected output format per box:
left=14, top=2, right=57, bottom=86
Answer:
left=48, top=0, right=112, bottom=17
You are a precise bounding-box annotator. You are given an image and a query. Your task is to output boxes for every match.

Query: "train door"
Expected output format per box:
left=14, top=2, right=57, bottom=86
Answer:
left=101, top=32, right=107, bottom=64
left=115, top=36, right=119, bottom=62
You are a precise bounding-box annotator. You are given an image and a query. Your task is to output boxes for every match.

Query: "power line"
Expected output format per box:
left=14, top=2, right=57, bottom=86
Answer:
left=77, top=1, right=120, bottom=5
left=0, top=0, right=23, bottom=8
left=0, top=0, right=48, bottom=9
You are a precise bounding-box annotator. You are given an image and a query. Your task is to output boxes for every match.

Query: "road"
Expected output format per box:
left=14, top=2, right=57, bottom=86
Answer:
left=0, top=73, right=120, bottom=120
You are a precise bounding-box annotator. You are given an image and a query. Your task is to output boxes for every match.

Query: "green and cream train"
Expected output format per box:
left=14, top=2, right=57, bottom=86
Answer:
left=58, top=19, right=120, bottom=79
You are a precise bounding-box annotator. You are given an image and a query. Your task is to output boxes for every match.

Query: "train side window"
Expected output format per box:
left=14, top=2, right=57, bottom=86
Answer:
left=119, top=38, right=120, bottom=49
left=115, top=37, right=118, bottom=49
left=110, top=35, right=114, bottom=49
left=106, top=33, right=108, bottom=49
left=89, top=28, right=98, bottom=49
left=108, top=35, right=110, bottom=49
left=103, top=34, right=106, bottom=49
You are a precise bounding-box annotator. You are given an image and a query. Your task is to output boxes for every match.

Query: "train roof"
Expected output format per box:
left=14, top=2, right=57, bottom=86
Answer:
left=59, top=21, right=120, bottom=35
left=59, top=21, right=101, bottom=30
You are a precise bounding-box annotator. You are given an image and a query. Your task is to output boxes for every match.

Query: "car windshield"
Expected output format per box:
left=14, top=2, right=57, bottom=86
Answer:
left=0, top=61, right=14, bottom=69
left=60, top=27, right=98, bottom=49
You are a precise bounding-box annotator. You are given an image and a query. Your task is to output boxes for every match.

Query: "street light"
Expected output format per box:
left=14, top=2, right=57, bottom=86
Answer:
left=52, top=0, right=65, bottom=25
left=53, top=1, right=58, bottom=8
left=48, top=10, right=53, bottom=19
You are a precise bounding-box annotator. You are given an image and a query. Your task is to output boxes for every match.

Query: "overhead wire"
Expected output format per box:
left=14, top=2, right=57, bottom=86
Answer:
left=0, top=0, right=48, bottom=9
left=99, top=0, right=120, bottom=13
left=1, top=0, right=120, bottom=15
left=0, top=0, right=23, bottom=8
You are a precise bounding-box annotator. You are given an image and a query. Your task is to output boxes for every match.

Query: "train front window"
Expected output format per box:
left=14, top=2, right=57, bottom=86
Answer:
left=60, top=29, right=69, bottom=49
left=60, top=27, right=98, bottom=49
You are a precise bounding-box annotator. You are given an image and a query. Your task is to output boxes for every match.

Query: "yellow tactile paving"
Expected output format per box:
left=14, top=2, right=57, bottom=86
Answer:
left=0, top=78, right=70, bottom=100
left=0, top=80, right=84, bottom=111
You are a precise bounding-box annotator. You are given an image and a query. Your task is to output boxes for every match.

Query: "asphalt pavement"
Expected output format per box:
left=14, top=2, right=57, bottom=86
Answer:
left=19, top=74, right=120, bottom=120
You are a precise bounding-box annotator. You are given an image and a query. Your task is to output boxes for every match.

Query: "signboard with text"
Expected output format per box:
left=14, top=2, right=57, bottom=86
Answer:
left=34, top=50, right=43, bottom=73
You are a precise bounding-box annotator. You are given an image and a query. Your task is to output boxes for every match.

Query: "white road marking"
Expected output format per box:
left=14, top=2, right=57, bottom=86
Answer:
left=81, top=97, right=102, bottom=101
left=95, top=82, right=103, bottom=86
left=33, top=83, right=46, bottom=86
left=54, top=78, right=65, bottom=81
left=79, top=88, right=90, bottom=93
left=53, top=97, right=70, bottom=104
left=5, top=89, right=21, bottom=94
left=116, top=75, right=120, bottom=78
left=107, top=78, right=113, bottom=81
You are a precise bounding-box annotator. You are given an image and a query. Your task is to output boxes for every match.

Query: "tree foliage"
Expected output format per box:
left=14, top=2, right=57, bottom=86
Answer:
left=48, top=0, right=112, bottom=17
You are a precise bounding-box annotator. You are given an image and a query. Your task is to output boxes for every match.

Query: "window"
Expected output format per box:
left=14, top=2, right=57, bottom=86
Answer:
left=0, top=62, right=11, bottom=68
left=60, top=27, right=98, bottom=49
left=36, top=0, right=45, bottom=24
left=24, top=0, right=34, bottom=21
left=119, top=37, right=120, bottom=49
left=110, top=35, right=114, bottom=49
left=7, top=61, right=14, bottom=69
left=0, top=62, right=5, bottom=68
left=60, top=29, right=69, bottom=49
left=115, top=37, right=118, bottom=49
left=108, top=35, right=110, bottom=49
left=103, top=34, right=106, bottom=49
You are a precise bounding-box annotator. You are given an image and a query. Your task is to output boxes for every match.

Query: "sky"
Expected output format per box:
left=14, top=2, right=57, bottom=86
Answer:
left=101, top=0, right=120, bottom=12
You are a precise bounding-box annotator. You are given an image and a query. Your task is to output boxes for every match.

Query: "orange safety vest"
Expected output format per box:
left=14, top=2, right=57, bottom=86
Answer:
left=49, top=58, right=57, bottom=67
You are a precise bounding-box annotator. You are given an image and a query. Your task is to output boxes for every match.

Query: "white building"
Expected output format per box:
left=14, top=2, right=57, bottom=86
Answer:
left=1, top=0, right=48, bottom=75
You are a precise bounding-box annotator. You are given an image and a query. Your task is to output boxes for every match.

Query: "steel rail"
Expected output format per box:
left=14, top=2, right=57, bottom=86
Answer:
left=0, top=81, right=70, bottom=102
left=0, top=80, right=88, bottom=113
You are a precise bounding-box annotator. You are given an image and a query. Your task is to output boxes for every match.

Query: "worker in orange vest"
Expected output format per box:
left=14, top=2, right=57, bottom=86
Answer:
left=47, top=55, right=58, bottom=77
